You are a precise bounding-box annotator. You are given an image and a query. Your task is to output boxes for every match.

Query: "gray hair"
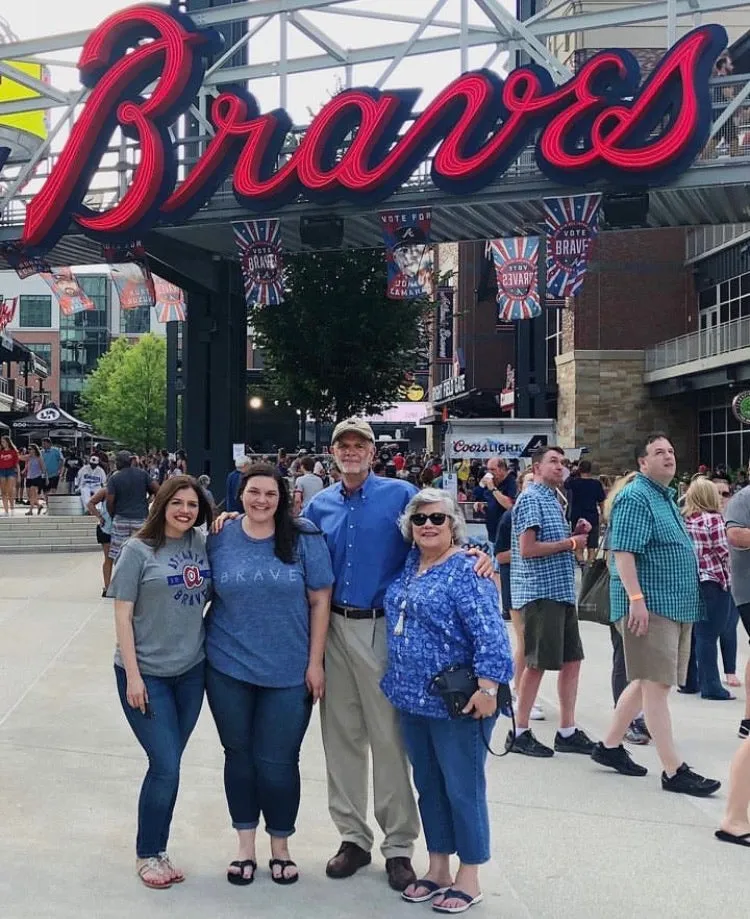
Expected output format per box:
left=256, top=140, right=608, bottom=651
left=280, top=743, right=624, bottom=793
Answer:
left=197, top=474, right=211, bottom=487
left=235, top=455, right=252, bottom=470
left=399, top=487, right=467, bottom=545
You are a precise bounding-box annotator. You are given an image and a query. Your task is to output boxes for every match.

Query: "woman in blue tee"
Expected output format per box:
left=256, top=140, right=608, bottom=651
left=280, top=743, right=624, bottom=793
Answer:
left=206, top=463, right=333, bottom=887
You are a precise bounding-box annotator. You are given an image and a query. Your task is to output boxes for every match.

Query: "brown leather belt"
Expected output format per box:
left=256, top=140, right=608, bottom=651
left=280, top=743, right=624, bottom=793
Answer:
left=332, top=604, right=385, bottom=620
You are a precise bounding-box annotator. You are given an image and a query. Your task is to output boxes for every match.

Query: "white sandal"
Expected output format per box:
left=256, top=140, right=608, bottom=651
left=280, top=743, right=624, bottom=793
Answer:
left=137, top=857, right=173, bottom=889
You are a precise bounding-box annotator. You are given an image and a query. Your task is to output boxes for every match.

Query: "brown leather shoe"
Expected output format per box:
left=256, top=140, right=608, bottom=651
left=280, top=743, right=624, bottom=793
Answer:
left=385, top=856, right=417, bottom=892
left=325, top=842, right=372, bottom=879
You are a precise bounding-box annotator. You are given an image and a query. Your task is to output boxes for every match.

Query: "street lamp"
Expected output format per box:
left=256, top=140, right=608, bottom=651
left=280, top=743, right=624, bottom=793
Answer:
left=249, top=396, right=263, bottom=410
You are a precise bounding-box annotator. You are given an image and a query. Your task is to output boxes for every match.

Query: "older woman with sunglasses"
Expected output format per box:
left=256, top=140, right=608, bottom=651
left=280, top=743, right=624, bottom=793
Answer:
left=381, top=489, right=513, bottom=915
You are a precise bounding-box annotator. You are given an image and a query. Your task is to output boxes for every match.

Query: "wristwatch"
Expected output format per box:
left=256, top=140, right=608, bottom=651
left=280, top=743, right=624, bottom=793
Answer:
left=478, top=687, right=497, bottom=698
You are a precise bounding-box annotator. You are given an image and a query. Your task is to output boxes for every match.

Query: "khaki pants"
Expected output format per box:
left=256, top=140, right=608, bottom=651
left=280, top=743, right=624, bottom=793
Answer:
left=320, top=612, right=420, bottom=858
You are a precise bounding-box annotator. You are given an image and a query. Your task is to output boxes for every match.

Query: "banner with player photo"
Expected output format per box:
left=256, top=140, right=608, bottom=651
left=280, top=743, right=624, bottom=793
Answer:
left=380, top=208, right=434, bottom=300
left=489, top=237, right=541, bottom=321
left=0, top=296, right=17, bottom=333
left=1, top=242, right=50, bottom=279
left=544, top=194, right=601, bottom=299
left=103, top=241, right=156, bottom=309
left=40, top=268, right=94, bottom=317
left=234, top=219, right=284, bottom=307
left=154, top=276, right=186, bottom=323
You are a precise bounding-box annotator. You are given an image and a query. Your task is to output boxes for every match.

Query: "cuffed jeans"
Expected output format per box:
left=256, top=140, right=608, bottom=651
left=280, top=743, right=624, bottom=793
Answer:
left=399, top=711, right=497, bottom=865
left=115, top=660, right=205, bottom=859
left=695, top=580, right=731, bottom=697
left=205, top=664, right=312, bottom=837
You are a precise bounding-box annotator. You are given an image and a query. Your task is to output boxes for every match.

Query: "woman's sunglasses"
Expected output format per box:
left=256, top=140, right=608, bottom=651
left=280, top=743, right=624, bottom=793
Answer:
left=717, top=490, right=730, bottom=498
left=411, top=512, right=449, bottom=526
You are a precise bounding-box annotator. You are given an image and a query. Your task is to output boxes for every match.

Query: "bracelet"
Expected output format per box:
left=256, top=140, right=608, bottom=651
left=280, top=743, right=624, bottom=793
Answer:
left=629, top=593, right=644, bottom=602
left=569, top=537, right=577, bottom=550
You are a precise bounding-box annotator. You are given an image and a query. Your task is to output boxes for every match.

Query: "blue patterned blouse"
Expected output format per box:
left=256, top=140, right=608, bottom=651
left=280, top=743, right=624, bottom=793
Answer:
left=381, top=550, right=514, bottom=719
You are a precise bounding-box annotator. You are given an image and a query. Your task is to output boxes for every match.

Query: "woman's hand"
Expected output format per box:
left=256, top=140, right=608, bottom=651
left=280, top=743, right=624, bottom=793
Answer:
left=466, top=547, right=494, bottom=579
left=126, top=674, right=149, bottom=713
left=305, top=662, right=325, bottom=703
left=211, top=511, right=239, bottom=534
left=462, top=689, right=497, bottom=719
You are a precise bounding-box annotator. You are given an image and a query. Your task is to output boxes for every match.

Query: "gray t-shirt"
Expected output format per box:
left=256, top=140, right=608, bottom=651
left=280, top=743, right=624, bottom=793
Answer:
left=109, top=531, right=211, bottom=676
left=108, top=466, right=152, bottom=520
left=725, top=487, right=750, bottom=605
left=295, top=472, right=324, bottom=505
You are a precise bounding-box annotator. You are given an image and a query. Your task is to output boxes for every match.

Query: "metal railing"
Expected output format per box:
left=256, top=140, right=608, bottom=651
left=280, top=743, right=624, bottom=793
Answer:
left=0, top=376, right=10, bottom=397
left=645, top=316, right=750, bottom=373
left=686, top=223, right=750, bottom=263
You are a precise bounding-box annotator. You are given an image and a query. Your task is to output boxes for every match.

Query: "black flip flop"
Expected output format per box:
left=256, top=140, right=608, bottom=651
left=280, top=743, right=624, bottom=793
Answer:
left=269, top=858, right=299, bottom=885
left=715, top=830, right=750, bottom=847
left=227, top=858, right=257, bottom=885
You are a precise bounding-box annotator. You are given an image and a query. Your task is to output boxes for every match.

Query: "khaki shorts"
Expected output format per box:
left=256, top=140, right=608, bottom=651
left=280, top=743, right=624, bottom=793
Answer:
left=522, top=599, right=584, bottom=671
left=615, top=613, right=692, bottom=687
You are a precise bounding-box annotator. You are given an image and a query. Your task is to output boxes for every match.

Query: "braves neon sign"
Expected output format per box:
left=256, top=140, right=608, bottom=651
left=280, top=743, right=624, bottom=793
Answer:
left=6, top=4, right=726, bottom=251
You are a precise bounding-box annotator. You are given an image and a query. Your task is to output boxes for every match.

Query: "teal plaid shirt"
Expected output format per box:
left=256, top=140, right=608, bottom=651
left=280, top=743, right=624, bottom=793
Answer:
left=608, top=473, right=701, bottom=623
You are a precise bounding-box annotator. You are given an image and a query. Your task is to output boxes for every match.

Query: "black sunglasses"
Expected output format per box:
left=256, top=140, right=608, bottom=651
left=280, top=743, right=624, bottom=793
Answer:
left=718, top=490, right=730, bottom=497
left=411, top=512, right=449, bottom=526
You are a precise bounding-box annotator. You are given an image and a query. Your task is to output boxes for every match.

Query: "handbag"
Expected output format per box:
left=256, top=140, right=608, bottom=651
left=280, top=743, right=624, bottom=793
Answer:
left=427, top=665, right=515, bottom=756
left=578, top=528, right=611, bottom=626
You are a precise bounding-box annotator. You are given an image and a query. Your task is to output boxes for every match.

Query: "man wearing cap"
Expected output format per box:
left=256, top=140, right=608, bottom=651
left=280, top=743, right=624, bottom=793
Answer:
left=106, top=450, right=160, bottom=563
left=75, top=454, right=107, bottom=513
left=304, top=418, right=421, bottom=891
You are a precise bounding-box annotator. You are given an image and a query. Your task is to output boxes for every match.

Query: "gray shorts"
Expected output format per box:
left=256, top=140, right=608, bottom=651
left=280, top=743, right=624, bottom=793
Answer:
left=109, top=517, right=145, bottom=561
left=522, top=599, right=584, bottom=671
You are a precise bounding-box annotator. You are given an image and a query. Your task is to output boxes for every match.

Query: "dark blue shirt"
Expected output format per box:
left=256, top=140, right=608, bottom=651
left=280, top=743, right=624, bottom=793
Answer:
left=225, top=469, right=243, bottom=513
left=567, top=476, right=606, bottom=525
left=473, top=474, right=517, bottom=541
left=493, top=508, right=513, bottom=591
left=305, top=473, right=417, bottom=608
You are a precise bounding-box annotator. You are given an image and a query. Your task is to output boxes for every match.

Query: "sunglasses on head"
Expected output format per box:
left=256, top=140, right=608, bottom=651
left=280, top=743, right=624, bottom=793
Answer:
left=411, top=512, right=449, bottom=526
left=718, top=489, right=730, bottom=497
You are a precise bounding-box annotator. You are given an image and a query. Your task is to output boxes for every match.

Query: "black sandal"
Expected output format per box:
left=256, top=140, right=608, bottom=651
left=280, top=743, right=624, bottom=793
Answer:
left=227, top=858, right=256, bottom=886
left=269, top=858, right=299, bottom=885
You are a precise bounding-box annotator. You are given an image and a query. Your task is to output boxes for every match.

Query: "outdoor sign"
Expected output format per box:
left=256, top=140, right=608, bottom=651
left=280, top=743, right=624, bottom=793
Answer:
left=104, top=241, right=156, bottom=309
left=0, top=60, right=49, bottom=163
left=153, top=276, right=186, bottom=323
left=6, top=3, right=725, bottom=253
left=380, top=209, right=434, bottom=300
left=445, top=418, right=555, bottom=461
left=0, top=242, right=49, bottom=278
left=40, top=268, right=94, bottom=316
left=436, top=286, right=454, bottom=362
left=544, top=195, right=602, bottom=299
left=432, top=373, right=467, bottom=404
left=732, top=391, right=750, bottom=425
left=234, top=219, right=284, bottom=306
left=489, top=237, right=541, bottom=321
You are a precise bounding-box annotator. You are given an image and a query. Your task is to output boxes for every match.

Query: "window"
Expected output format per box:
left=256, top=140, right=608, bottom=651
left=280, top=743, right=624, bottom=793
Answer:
left=121, top=304, right=151, bottom=334
left=29, top=343, right=52, bottom=363
left=699, top=388, right=750, bottom=472
left=18, top=295, right=52, bottom=328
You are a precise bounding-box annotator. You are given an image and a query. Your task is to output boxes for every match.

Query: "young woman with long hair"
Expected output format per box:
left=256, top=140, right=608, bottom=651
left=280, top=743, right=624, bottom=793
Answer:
left=107, top=475, right=213, bottom=890
left=0, top=434, right=20, bottom=515
left=24, top=443, right=47, bottom=515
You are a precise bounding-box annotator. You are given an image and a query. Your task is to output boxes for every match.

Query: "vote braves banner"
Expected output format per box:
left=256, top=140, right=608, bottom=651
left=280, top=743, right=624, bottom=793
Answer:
left=234, top=219, right=284, bottom=307
left=381, top=209, right=434, bottom=300
left=103, top=241, right=156, bottom=310
left=489, top=238, right=541, bottom=321
left=544, top=195, right=602, bottom=299
left=0, top=296, right=17, bottom=333
left=40, top=268, right=94, bottom=317
left=154, top=276, right=186, bottom=323
left=1, top=242, right=49, bottom=279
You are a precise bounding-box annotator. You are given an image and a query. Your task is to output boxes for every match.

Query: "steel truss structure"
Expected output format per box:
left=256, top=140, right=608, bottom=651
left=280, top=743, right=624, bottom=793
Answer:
left=0, top=0, right=749, bottom=263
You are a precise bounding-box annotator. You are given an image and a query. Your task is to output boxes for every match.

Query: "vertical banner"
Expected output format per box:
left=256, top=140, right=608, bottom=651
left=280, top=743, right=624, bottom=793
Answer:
left=0, top=296, right=17, bottom=333
left=103, top=241, right=156, bottom=309
left=234, top=219, right=284, bottom=307
left=436, top=286, right=454, bottom=362
left=153, top=276, right=186, bottom=323
left=380, top=208, right=434, bottom=300
left=489, top=238, right=541, bottom=321
left=40, top=268, right=94, bottom=316
left=544, top=194, right=602, bottom=299
left=1, top=242, right=50, bottom=279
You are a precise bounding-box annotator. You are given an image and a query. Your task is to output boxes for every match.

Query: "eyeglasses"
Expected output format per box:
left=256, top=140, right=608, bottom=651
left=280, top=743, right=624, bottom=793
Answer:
left=718, top=490, right=730, bottom=497
left=411, top=512, right=449, bottom=526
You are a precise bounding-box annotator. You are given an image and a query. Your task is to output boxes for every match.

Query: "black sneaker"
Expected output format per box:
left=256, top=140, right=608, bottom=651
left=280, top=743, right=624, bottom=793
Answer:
left=661, top=763, right=721, bottom=797
left=633, top=716, right=651, bottom=740
left=506, top=729, right=554, bottom=757
left=739, top=719, right=750, bottom=740
left=554, top=728, right=596, bottom=755
left=591, top=742, right=648, bottom=776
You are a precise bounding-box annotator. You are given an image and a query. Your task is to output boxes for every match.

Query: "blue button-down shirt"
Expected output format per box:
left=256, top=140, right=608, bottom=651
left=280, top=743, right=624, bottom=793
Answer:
left=304, top=473, right=418, bottom=607
left=510, top=482, right=575, bottom=607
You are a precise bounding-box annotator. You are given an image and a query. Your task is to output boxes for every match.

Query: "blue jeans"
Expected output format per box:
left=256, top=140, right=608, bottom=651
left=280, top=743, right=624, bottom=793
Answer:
left=695, top=581, right=731, bottom=697
left=399, top=711, right=496, bottom=865
left=114, top=661, right=205, bottom=859
left=205, top=664, right=312, bottom=836
left=720, top=601, right=740, bottom=675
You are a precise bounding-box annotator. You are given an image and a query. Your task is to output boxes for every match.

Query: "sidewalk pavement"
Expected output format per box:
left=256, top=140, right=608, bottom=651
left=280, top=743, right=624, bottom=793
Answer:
left=2, top=551, right=749, bottom=919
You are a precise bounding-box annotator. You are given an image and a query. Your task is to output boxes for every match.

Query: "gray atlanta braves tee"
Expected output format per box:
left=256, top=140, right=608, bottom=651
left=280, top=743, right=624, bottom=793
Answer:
left=108, top=530, right=211, bottom=677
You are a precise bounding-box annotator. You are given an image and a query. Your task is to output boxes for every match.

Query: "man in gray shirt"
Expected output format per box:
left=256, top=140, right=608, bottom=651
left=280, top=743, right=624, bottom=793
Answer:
left=107, top=451, right=160, bottom=562
left=724, top=480, right=750, bottom=738
left=293, top=456, right=324, bottom=515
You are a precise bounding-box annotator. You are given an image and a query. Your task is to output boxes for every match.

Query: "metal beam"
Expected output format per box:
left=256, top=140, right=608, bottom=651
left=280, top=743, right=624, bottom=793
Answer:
left=375, top=0, right=450, bottom=89
left=0, top=61, right=69, bottom=103
left=189, top=0, right=354, bottom=27
left=289, top=11, right=347, bottom=62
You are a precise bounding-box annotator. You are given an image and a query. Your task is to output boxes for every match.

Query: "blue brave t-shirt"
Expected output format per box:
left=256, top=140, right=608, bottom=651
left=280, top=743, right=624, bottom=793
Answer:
left=206, top=518, right=334, bottom=687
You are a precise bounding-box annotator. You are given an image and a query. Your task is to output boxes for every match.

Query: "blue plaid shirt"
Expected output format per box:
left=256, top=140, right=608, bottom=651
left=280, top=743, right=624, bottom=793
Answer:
left=510, top=482, right=575, bottom=607
left=608, top=473, right=701, bottom=623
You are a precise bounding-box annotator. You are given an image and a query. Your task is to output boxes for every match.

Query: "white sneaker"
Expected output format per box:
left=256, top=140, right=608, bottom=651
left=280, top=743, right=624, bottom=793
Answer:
left=530, top=704, right=545, bottom=721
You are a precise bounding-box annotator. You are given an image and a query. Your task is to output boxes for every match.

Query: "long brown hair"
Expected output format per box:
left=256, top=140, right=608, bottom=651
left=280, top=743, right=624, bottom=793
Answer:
left=239, top=462, right=299, bottom=564
left=136, top=475, right=212, bottom=549
left=0, top=435, right=17, bottom=451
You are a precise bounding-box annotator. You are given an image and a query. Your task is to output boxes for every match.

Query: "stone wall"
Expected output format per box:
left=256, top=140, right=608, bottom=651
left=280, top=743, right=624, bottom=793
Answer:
left=556, top=350, right=697, bottom=474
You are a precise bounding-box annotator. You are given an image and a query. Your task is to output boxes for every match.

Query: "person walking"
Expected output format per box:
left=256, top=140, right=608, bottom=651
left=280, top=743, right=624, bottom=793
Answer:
left=0, top=435, right=20, bottom=515
left=108, top=476, right=213, bottom=889
left=507, top=446, right=595, bottom=757
left=382, top=488, right=513, bottom=913
left=87, top=485, right=115, bottom=596
left=724, top=466, right=750, bottom=737
left=107, top=450, right=160, bottom=563
left=293, top=455, right=324, bottom=515
left=565, top=459, right=606, bottom=564
left=24, top=444, right=47, bottom=516
left=40, top=437, right=63, bottom=496
left=591, top=434, right=721, bottom=796
left=206, top=463, right=333, bottom=886
left=711, top=477, right=742, bottom=687
left=76, top=455, right=107, bottom=513
left=682, top=477, right=734, bottom=700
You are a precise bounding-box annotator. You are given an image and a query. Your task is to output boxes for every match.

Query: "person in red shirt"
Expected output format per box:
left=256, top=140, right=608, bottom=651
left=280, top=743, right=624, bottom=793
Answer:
left=393, top=452, right=406, bottom=473
left=0, top=435, right=20, bottom=515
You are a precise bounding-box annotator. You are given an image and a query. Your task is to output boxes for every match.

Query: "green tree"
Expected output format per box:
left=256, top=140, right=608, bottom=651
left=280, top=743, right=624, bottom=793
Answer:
left=79, top=334, right=166, bottom=451
left=249, top=248, right=430, bottom=422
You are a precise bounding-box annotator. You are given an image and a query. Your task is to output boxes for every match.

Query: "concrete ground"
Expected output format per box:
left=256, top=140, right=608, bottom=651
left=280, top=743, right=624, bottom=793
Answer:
left=2, top=552, right=749, bottom=919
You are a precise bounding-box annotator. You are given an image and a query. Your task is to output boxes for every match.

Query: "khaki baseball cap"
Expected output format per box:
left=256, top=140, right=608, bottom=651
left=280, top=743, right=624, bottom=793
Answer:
left=331, top=417, right=375, bottom=445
